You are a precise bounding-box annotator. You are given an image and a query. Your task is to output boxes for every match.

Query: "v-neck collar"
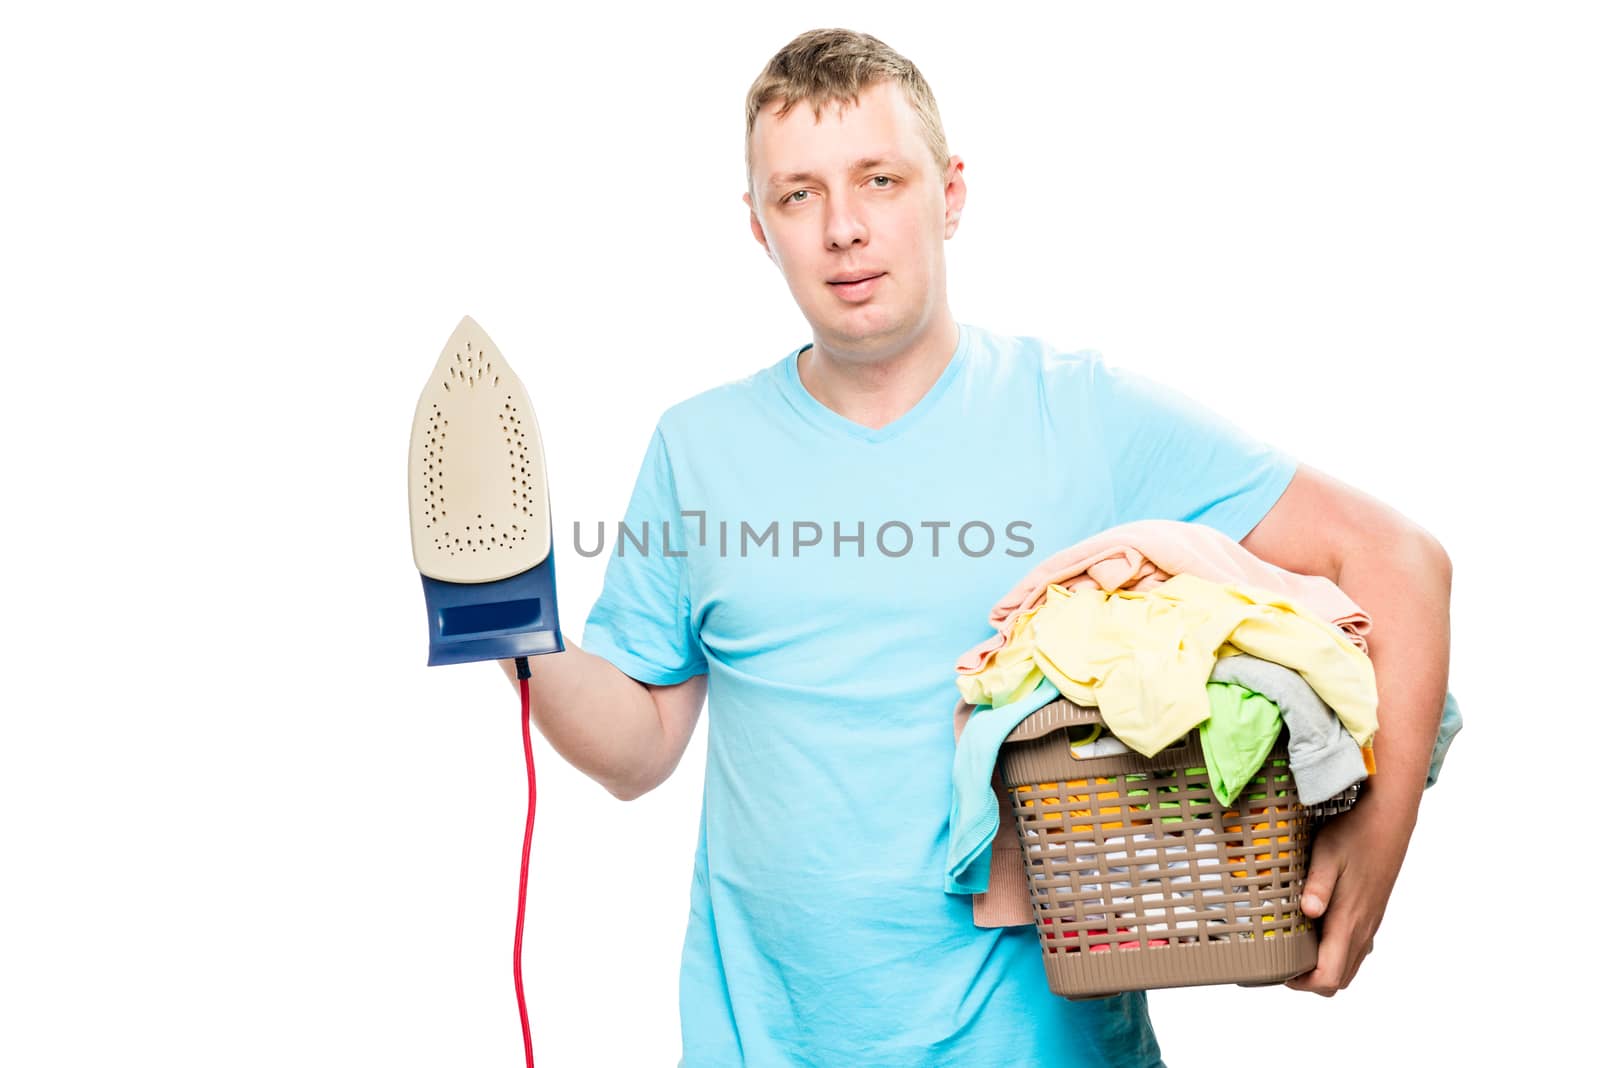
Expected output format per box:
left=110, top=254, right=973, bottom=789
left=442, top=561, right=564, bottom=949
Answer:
left=775, top=323, right=971, bottom=444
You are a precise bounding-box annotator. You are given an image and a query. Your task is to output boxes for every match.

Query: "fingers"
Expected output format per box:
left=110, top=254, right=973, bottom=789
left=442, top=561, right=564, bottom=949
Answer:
left=1285, top=910, right=1377, bottom=996
left=1284, top=936, right=1348, bottom=997
left=1285, top=890, right=1354, bottom=996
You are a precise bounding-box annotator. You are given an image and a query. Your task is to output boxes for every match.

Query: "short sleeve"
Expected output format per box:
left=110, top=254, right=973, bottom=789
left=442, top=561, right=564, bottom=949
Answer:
left=581, top=424, right=708, bottom=685
left=1088, top=354, right=1299, bottom=541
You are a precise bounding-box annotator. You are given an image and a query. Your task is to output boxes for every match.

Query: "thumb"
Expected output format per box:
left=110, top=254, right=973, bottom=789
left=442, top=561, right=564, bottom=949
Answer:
left=1300, top=853, right=1342, bottom=919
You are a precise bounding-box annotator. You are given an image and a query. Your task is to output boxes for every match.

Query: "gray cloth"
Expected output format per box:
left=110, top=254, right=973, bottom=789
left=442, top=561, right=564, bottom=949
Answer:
left=1207, top=652, right=1369, bottom=804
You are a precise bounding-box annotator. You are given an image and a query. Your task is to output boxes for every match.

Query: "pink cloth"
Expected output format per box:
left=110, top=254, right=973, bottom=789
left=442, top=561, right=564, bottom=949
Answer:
left=954, top=518, right=1370, bottom=677
left=952, top=518, right=1373, bottom=928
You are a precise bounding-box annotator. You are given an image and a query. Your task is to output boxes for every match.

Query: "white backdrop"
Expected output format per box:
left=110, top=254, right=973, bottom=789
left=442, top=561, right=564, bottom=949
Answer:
left=4, top=2, right=1594, bottom=1065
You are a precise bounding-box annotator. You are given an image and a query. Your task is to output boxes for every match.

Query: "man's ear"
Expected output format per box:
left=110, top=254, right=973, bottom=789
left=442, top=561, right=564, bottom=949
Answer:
left=943, top=155, right=968, bottom=239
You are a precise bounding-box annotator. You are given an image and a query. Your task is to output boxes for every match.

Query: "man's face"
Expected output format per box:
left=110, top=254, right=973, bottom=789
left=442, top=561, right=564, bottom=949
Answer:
left=744, top=80, right=965, bottom=356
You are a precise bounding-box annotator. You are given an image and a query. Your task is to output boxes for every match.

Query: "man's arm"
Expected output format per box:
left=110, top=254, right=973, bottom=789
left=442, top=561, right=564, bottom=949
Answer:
left=496, top=645, right=708, bottom=802
left=1239, top=462, right=1452, bottom=995
left=1240, top=462, right=1452, bottom=809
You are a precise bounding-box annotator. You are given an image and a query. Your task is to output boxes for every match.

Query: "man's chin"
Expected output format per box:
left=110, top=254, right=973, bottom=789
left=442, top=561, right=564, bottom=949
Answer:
left=812, top=312, right=911, bottom=353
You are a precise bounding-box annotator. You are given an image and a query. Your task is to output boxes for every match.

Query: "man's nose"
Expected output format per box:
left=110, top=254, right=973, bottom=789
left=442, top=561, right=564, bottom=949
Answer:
left=824, top=191, right=868, bottom=249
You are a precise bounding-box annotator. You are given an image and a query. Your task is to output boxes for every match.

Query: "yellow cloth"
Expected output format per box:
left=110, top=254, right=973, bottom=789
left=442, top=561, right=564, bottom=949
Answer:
left=955, top=572, right=1378, bottom=758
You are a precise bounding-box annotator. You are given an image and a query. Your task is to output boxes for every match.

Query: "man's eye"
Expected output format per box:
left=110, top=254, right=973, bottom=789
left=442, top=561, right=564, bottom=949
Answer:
left=871, top=176, right=895, bottom=188
left=785, top=190, right=810, bottom=204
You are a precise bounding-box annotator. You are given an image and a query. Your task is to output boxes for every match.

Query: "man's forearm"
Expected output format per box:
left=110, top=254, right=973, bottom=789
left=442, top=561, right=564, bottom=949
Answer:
left=1334, top=528, right=1452, bottom=829
left=497, top=639, right=667, bottom=801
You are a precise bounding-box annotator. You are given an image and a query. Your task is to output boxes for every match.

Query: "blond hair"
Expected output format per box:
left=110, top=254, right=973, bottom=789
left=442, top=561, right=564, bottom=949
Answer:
left=743, top=28, right=951, bottom=194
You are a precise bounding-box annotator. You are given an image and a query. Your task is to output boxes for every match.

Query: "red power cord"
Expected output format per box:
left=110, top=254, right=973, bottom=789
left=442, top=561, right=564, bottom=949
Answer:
left=514, top=669, right=537, bottom=1068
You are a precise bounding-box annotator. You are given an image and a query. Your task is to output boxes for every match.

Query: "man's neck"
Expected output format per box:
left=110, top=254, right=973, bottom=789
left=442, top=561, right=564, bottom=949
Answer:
left=797, top=313, right=961, bottom=431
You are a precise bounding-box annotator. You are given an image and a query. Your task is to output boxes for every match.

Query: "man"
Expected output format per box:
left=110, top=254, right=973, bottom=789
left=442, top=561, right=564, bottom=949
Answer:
left=502, top=27, right=1451, bottom=1068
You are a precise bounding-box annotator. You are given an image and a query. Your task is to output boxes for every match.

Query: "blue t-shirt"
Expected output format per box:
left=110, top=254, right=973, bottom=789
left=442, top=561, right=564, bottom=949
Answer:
left=582, top=323, right=1298, bottom=1068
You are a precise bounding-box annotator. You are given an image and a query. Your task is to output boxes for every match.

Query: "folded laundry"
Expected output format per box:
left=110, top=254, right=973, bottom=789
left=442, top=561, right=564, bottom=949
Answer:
left=1065, top=680, right=1288, bottom=810
left=1198, top=682, right=1284, bottom=808
left=955, top=518, right=1372, bottom=676
left=956, top=572, right=1379, bottom=758
left=952, top=687, right=1462, bottom=928
left=1039, top=920, right=1169, bottom=953
left=1208, top=652, right=1369, bottom=804
left=945, top=678, right=1065, bottom=895
left=949, top=673, right=1306, bottom=894
left=947, top=519, right=1460, bottom=930
left=1071, top=734, right=1132, bottom=759
left=1430, top=690, right=1462, bottom=788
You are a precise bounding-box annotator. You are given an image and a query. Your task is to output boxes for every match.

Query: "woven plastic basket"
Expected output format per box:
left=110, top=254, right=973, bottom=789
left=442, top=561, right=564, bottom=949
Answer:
left=998, top=695, right=1360, bottom=1000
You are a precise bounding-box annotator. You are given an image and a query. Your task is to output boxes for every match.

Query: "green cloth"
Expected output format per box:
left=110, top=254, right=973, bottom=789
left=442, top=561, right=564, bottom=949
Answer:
left=1199, top=681, right=1284, bottom=806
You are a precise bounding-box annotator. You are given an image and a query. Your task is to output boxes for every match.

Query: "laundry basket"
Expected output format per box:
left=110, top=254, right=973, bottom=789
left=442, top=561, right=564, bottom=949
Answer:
left=998, top=695, right=1360, bottom=1001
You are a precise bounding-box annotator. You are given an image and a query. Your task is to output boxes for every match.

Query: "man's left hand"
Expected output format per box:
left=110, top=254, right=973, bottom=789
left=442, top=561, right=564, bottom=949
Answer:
left=1283, top=796, right=1411, bottom=996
